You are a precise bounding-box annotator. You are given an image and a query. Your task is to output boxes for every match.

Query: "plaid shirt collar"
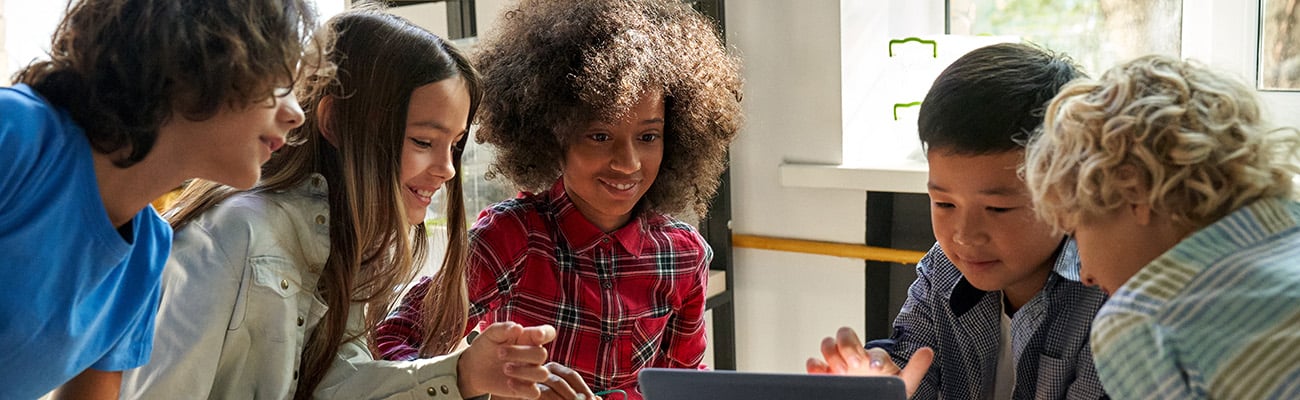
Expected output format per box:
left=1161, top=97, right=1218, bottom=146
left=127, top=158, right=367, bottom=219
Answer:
left=546, top=177, right=649, bottom=257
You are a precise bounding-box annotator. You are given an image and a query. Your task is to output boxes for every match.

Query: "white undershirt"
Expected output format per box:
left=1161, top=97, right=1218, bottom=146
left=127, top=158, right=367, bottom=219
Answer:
left=993, top=295, right=1017, bottom=399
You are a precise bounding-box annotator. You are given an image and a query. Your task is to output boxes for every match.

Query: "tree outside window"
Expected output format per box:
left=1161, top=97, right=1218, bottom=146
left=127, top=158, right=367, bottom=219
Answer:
left=949, top=0, right=1183, bottom=77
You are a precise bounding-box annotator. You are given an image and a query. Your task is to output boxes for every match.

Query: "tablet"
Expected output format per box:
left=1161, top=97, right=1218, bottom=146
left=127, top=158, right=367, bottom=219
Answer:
left=638, top=368, right=907, bottom=400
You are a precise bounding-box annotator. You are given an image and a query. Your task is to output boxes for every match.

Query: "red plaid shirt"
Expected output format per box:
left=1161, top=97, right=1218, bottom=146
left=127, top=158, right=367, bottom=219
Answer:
left=376, top=179, right=710, bottom=399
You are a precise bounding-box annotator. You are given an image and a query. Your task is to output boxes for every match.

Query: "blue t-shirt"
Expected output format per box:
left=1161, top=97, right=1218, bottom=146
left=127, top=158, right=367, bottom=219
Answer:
left=0, top=84, right=171, bottom=398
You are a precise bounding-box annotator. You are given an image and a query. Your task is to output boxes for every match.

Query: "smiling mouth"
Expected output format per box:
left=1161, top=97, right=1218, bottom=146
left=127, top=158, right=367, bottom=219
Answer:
left=599, top=178, right=638, bottom=191
left=261, top=136, right=286, bottom=152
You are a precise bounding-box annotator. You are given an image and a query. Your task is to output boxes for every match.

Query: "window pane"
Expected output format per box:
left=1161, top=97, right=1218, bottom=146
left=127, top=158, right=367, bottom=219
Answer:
left=425, top=127, right=517, bottom=228
left=1260, top=0, right=1300, bottom=90
left=948, top=0, right=1183, bottom=76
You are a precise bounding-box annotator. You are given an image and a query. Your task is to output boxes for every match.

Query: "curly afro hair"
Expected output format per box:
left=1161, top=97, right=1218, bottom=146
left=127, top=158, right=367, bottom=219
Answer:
left=473, top=0, right=744, bottom=218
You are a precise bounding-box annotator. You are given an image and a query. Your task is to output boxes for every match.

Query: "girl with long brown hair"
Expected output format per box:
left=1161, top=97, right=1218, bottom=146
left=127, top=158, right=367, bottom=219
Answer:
left=121, top=9, right=558, bottom=399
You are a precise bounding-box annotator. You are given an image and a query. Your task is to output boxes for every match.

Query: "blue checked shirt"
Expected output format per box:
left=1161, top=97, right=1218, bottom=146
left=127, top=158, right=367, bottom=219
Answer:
left=868, top=240, right=1109, bottom=400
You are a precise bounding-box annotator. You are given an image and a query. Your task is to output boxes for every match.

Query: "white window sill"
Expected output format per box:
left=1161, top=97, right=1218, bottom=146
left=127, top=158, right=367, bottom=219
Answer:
left=779, top=159, right=928, bottom=194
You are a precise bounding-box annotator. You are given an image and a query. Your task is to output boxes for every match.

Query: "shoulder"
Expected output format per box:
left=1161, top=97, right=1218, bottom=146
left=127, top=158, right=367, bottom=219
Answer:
left=471, top=196, right=544, bottom=239
left=0, top=85, right=75, bottom=144
left=645, top=212, right=711, bottom=260
left=178, top=192, right=297, bottom=256
left=0, top=85, right=84, bottom=180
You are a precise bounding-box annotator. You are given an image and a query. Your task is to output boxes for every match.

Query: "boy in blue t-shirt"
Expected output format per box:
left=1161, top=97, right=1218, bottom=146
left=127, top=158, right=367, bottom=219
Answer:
left=0, top=0, right=319, bottom=398
left=807, top=43, right=1108, bottom=400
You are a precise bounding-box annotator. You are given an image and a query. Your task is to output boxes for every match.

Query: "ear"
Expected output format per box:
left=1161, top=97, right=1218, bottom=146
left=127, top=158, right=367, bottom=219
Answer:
left=1116, top=165, right=1152, bottom=225
left=317, top=97, right=338, bottom=148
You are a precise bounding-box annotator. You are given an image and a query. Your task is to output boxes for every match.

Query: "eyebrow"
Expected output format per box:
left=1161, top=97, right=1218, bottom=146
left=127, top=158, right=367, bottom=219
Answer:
left=927, top=182, right=1024, bottom=197
left=410, top=120, right=460, bottom=135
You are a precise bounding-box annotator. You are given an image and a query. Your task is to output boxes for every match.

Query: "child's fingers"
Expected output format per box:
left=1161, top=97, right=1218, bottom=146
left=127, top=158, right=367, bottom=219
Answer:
left=503, top=377, right=543, bottom=399
left=546, top=362, right=597, bottom=399
left=535, top=372, right=581, bottom=400
left=834, top=327, right=868, bottom=370
left=498, top=344, right=549, bottom=365
left=899, top=347, right=935, bottom=398
left=818, top=336, right=848, bottom=373
left=476, top=321, right=525, bottom=345
left=515, top=324, right=558, bottom=346
left=864, top=348, right=897, bottom=373
left=504, top=361, right=551, bottom=383
left=806, top=357, right=833, bottom=374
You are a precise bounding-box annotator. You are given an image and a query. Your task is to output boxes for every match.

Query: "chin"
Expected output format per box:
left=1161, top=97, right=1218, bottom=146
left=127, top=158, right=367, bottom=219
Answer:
left=407, top=211, right=426, bottom=226
left=221, top=173, right=260, bottom=191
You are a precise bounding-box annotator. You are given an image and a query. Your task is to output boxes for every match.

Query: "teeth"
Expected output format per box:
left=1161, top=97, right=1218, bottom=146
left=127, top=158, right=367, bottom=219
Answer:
left=416, top=189, right=435, bottom=197
left=610, top=182, right=634, bottom=190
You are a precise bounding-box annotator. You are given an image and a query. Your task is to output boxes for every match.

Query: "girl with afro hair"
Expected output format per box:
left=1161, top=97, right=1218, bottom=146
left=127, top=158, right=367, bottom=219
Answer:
left=376, top=0, right=743, bottom=398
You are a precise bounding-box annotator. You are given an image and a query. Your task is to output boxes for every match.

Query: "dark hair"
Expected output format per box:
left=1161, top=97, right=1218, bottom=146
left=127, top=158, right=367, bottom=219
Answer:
left=917, top=42, right=1083, bottom=155
left=474, top=0, right=743, bottom=218
left=164, top=8, right=479, bottom=398
left=15, top=0, right=320, bottom=168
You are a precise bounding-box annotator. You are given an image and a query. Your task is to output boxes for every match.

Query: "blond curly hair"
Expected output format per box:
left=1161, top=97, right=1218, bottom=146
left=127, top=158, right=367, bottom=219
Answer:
left=1024, top=55, right=1300, bottom=232
left=472, top=0, right=743, bottom=218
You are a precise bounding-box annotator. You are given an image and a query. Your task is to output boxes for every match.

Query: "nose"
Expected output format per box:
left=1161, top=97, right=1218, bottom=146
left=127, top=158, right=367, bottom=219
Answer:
left=279, top=92, right=306, bottom=130
left=609, top=139, right=641, bottom=174
left=951, top=211, right=988, bottom=247
left=426, top=147, right=457, bottom=181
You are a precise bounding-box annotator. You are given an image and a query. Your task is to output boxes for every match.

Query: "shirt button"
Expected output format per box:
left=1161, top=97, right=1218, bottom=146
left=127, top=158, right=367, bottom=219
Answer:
left=280, top=280, right=289, bottom=290
left=426, top=387, right=437, bottom=397
left=315, top=215, right=326, bottom=225
left=602, top=334, right=613, bottom=342
left=297, top=316, right=305, bottom=326
left=602, top=281, right=612, bottom=289
left=601, top=237, right=609, bottom=243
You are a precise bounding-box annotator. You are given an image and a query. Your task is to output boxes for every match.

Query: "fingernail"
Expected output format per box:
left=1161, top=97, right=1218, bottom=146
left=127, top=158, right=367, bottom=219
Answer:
left=575, top=395, right=587, bottom=400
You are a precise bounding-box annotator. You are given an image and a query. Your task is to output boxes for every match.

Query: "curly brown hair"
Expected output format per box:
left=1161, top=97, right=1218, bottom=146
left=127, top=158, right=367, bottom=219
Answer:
left=473, top=0, right=743, bottom=218
left=15, top=0, right=320, bottom=168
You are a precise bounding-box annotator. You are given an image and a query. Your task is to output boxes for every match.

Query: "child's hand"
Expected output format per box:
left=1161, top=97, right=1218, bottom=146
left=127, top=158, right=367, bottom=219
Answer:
left=805, top=326, right=933, bottom=398
left=456, top=322, right=557, bottom=398
left=531, top=362, right=601, bottom=400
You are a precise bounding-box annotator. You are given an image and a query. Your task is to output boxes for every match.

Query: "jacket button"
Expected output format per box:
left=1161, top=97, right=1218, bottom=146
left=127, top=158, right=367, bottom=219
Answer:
left=315, top=215, right=326, bottom=225
left=441, top=385, right=450, bottom=394
left=297, top=316, right=305, bottom=326
left=280, top=280, right=289, bottom=290
left=426, top=387, right=437, bottom=397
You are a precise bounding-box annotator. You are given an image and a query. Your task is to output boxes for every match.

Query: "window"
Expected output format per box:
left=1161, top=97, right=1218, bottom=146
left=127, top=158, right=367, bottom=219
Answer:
left=1260, top=0, right=1300, bottom=90
left=948, top=0, right=1183, bottom=77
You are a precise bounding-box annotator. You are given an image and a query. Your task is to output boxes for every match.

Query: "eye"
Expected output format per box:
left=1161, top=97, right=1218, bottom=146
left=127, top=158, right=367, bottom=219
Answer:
left=987, top=207, right=1017, bottom=213
left=409, top=138, right=433, bottom=149
left=273, top=86, right=293, bottom=98
left=588, top=133, right=611, bottom=142
left=639, top=133, right=661, bottom=142
left=933, top=202, right=955, bottom=209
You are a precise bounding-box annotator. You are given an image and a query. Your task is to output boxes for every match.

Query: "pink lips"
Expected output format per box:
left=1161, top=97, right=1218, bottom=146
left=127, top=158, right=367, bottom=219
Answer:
left=262, top=136, right=286, bottom=153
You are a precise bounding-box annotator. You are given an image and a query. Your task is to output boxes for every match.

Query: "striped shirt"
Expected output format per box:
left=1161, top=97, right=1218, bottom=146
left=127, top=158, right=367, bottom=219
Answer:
left=868, top=240, right=1109, bottom=400
left=376, top=178, right=711, bottom=400
left=1091, top=197, right=1300, bottom=399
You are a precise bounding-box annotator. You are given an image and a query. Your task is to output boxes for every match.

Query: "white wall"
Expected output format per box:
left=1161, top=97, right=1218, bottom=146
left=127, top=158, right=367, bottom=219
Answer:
left=725, top=0, right=869, bottom=373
